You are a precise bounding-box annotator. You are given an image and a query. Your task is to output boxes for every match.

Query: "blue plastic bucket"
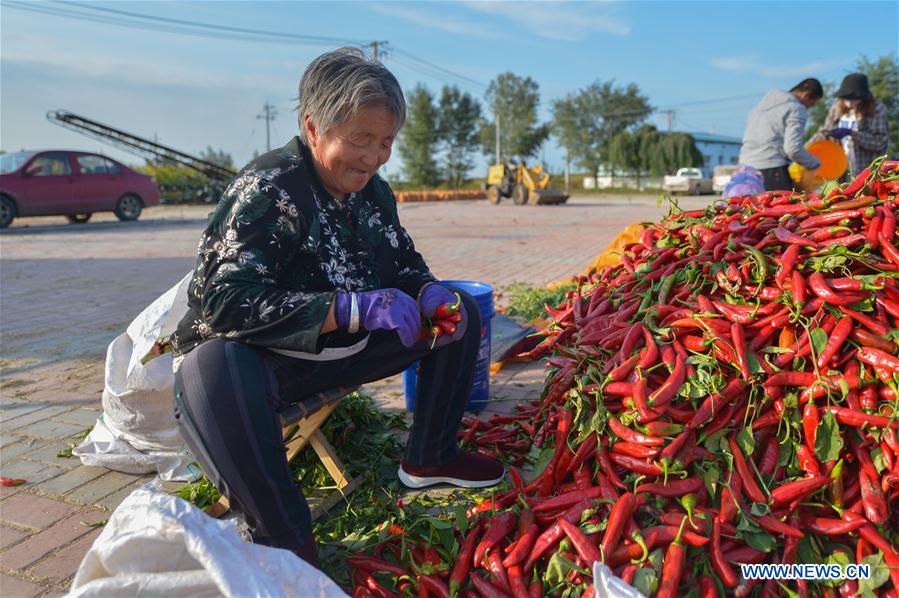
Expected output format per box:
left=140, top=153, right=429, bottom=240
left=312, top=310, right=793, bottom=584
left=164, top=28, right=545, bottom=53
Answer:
left=403, top=280, right=495, bottom=412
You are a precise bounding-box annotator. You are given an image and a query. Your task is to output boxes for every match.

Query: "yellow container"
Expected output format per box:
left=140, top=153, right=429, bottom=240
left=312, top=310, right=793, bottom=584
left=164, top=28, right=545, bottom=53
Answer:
left=790, top=140, right=849, bottom=193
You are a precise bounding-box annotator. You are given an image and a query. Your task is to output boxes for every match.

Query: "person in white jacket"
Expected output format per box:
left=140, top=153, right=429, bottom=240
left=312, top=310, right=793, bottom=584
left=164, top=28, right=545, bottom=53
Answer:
left=739, top=78, right=823, bottom=191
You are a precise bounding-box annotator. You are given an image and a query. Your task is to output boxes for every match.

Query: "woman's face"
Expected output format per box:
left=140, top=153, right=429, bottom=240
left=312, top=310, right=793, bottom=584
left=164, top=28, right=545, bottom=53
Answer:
left=843, top=99, right=863, bottom=109
left=304, top=104, right=396, bottom=199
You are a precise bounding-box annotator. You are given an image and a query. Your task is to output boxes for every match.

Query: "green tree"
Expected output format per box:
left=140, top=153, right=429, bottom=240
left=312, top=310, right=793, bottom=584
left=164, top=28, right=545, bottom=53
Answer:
left=479, top=72, right=549, bottom=161
left=550, top=80, right=652, bottom=179
left=857, top=53, right=899, bottom=153
left=437, top=86, right=481, bottom=187
left=607, top=124, right=663, bottom=188
left=649, top=132, right=704, bottom=175
left=398, top=84, right=441, bottom=187
left=199, top=146, right=234, bottom=170
left=549, top=94, right=580, bottom=183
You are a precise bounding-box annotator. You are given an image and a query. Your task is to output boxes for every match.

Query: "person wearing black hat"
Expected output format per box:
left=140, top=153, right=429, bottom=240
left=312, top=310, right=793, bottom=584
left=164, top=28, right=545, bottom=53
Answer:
left=811, top=73, right=889, bottom=176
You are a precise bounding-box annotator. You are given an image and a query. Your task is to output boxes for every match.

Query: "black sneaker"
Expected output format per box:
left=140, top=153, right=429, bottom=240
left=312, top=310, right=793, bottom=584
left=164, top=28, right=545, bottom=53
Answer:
left=398, top=452, right=505, bottom=489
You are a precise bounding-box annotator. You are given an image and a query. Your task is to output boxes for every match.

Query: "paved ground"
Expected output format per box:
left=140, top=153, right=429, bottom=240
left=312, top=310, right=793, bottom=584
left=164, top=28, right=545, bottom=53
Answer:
left=0, top=192, right=710, bottom=596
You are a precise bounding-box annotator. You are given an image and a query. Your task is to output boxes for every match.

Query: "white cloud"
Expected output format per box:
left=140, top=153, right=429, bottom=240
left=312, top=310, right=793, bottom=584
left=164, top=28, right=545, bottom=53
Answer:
left=465, top=1, right=631, bottom=40
left=0, top=39, right=283, bottom=93
left=368, top=3, right=504, bottom=39
left=710, top=55, right=850, bottom=78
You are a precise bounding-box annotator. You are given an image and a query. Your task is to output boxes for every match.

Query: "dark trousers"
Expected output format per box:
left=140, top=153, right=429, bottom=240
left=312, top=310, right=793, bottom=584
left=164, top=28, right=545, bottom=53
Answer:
left=759, top=165, right=795, bottom=192
left=173, top=287, right=481, bottom=550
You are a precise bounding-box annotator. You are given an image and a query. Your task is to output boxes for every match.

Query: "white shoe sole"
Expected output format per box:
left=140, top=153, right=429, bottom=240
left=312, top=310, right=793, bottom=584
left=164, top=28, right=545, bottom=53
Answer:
left=398, top=466, right=505, bottom=489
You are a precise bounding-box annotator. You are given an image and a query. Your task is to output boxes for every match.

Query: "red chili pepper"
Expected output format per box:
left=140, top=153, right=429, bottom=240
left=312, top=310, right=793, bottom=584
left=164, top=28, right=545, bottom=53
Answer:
left=730, top=322, right=750, bottom=380
left=879, top=205, right=896, bottom=239
left=791, top=270, right=807, bottom=306
left=532, top=486, right=605, bottom=513
left=711, top=517, right=738, bottom=588
left=719, top=471, right=741, bottom=525
left=611, top=441, right=660, bottom=459
left=649, top=355, right=686, bottom=408
left=449, top=524, right=480, bottom=594
left=524, top=498, right=593, bottom=572
left=506, top=565, right=529, bottom=598
left=419, top=574, right=450, bottom=598
left=802, top=402, right=820, bottom=457
left=638, top=326, right=659, bottom=369
left=858, top=468, right=888, bottom=525
left=808, top=272, right=867, bottom=305
left=656, top=518, right=688, bottom=598
left=0, top=477, right=27, bottom=487
left=435, top=319, right=456, bottom=336
left=699, top=575, right=719, bottom=598
left=757, top=435, right=779, bottom=477
left=346, top=556, right=409, bottom=578
left=796, top=444, right=821, bottom=477
left=728, top=436, right=767, bottom=503
left=608, top=416, right=664, bottom=446
left=840, top=305, right=890, bottom=336
left=774, top=225, right=816, bottom=248
left=608, top=452, right=663, bottom=476
left=503, top=523, right=538, bottom=568
left=485, top=550, right=512, bottom=594
left=600, top=492, right=636, bottom=559
left=823, top=405, right=899, bottom=429
left=361, top=574, right=394, bottom=598
left=558, top=519, right=603, bottom=566
left=816, top=316, right=854, bottom=369
left=801, top=516, right=864, bottom=535
left=433, top=292, right=462, bottom=320
left=769, top=476, right=829, bottom=507
left=754, top=514, right=804, bottom=538
left=635, top=477, right=703, bottom=497
left=853, top=328, right=896, bottom=353
left=473, top=512, right=516, bottom=566
left=469, top=573, right=507, bottom=598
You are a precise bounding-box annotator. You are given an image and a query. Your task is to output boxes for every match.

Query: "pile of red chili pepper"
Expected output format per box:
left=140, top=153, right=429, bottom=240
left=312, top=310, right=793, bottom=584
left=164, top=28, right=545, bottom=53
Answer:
left=347, top=158, right=899, bottom=598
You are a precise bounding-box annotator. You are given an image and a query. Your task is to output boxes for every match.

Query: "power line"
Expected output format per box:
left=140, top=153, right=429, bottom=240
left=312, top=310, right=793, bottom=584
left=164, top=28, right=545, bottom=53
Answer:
left=391, top=48, right=488, bottom=90
left=5, top=1, right=343, bottom=45
left=7, top=0, right=766, bottom=113
left=51, top=0, right=364, bottom=46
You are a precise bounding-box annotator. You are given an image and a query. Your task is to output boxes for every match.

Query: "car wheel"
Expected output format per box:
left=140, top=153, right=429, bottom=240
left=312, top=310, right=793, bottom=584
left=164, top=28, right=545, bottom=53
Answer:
left=66, top=213, right=92, bottom=224
left=114, top=194, right=143, bottom=221
left=0, top=195, right=16, bottom=229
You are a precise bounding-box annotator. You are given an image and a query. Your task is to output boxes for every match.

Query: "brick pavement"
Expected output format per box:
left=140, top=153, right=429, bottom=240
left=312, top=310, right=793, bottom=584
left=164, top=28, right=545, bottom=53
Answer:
left=0, top=193, right=710, bottom=595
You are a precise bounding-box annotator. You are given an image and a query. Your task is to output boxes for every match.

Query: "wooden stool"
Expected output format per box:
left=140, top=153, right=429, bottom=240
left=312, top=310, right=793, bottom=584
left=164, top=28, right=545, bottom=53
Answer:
left=208, top=386, right=362, bottom=520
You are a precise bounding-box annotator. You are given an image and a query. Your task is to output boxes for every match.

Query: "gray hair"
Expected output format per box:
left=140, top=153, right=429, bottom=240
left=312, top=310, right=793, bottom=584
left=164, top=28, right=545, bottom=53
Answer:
left=296, top=47, right=406, bottom=143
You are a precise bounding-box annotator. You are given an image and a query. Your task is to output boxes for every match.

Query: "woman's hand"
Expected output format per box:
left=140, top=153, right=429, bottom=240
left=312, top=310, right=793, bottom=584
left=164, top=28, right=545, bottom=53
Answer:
left=419, top=284, right=468, bottom=342
left=336, top=289, right=422, bottom=347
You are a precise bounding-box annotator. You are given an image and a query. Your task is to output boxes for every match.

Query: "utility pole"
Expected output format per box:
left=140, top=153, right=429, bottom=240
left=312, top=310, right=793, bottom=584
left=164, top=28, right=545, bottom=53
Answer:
left=663, top=109, right=674, bottom=132
left=257, top=102, right=278, bottom=152
left=370, top=40, right=388, bottom=61
left=495, top=114, right=501, bottom=164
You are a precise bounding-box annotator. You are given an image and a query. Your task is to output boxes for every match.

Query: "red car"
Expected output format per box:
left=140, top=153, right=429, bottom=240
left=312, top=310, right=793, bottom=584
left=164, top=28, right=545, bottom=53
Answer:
left=0, top=150, right=160, bottom=228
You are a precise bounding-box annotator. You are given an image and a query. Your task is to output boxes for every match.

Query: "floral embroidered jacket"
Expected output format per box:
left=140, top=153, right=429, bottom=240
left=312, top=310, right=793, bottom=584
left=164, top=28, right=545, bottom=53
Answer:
left=172, top=137, right=436, bottom=356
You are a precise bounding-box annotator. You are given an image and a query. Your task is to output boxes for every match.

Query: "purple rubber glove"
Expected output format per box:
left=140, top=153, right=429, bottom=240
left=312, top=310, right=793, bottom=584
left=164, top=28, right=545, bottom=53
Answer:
left=334, top=289, right=421, bottom=347
left=419, top=283, right=468, bottom=342
left=829, top=127, right=852, bottom=140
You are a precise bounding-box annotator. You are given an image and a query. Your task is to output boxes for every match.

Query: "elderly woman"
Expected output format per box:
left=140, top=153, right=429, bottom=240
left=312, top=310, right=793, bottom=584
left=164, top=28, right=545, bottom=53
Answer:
left=170, top=48, right=504, bottom=566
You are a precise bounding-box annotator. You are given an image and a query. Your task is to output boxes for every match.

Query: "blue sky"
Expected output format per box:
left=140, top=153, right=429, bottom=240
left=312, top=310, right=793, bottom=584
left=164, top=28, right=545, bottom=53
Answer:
left=1, top=1, right=897, bottom=177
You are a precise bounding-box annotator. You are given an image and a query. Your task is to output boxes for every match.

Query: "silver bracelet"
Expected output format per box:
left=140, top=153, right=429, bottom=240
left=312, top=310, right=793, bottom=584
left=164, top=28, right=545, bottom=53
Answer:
left=348, top=292, right=360, bottom=334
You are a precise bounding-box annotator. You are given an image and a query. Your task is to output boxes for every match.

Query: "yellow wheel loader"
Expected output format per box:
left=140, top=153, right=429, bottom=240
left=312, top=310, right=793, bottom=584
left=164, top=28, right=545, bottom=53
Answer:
left=486, top=162, right=569, bottom=206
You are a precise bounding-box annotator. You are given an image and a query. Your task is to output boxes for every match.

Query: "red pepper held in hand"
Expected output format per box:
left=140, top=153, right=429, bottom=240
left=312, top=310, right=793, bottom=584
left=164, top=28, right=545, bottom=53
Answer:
left=433, top=292, right=462, bottom=320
